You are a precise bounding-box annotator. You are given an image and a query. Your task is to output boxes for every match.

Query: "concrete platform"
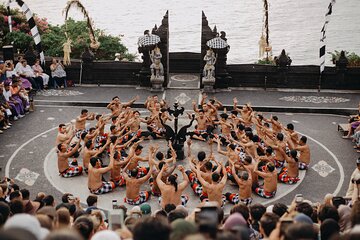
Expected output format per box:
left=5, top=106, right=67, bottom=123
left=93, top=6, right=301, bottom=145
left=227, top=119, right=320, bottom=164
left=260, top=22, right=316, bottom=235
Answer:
left=0, top=85, right=359, bottom=214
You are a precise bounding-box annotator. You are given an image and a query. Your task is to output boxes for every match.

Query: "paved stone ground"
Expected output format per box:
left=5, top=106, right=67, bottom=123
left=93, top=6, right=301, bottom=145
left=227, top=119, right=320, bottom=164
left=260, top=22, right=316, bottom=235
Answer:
left=0, top=82, right=359, bottom=214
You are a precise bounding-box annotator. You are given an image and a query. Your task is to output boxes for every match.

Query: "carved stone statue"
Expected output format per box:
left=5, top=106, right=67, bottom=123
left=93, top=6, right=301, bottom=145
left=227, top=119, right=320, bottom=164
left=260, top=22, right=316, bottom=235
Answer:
left=203, top=49, right=216, bottom=79
left=63, top=38, right=72, bottom=65
left=150, top=46, right=164, bottom=80
left=276, top=49, right=292, bottom=67
left=336, top=50, right=348, bottom=69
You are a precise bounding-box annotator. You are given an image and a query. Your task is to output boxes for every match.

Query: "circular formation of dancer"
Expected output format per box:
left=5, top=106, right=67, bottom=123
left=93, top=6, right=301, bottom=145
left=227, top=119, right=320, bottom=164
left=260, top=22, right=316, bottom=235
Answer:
left=55, top=93, right=311, bottom=208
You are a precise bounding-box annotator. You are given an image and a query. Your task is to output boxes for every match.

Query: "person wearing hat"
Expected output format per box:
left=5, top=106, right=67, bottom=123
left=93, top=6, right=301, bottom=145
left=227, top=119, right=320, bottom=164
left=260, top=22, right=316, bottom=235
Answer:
left=140, top=203, right=151, bottom=215
left=114, top=53, right=121, bottom=61
left=346, top=157, right=360, bottom=204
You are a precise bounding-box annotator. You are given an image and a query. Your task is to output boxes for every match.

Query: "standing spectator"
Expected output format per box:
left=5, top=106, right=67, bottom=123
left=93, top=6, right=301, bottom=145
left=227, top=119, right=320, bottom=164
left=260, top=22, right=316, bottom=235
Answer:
left=32, top=59, right=50, bottom=89
left=50, top=58, right=66, bottom=88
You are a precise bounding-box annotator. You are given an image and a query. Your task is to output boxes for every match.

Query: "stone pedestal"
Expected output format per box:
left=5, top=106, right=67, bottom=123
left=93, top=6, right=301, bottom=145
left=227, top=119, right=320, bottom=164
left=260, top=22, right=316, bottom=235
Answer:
left=202, top=76, right=215, bottom=92
left=150, top=75, right=164, bottom=91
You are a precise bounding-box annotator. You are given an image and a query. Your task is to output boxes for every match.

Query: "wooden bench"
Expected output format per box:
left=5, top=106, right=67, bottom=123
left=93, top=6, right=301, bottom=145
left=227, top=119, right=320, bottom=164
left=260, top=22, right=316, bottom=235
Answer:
left=338, top=123, right=349, bottom=136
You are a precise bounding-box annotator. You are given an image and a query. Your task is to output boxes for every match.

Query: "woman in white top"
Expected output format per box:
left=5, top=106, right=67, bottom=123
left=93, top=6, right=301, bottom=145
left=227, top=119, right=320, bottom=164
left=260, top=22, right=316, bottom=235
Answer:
left=32, top=59, right=50, bottom=88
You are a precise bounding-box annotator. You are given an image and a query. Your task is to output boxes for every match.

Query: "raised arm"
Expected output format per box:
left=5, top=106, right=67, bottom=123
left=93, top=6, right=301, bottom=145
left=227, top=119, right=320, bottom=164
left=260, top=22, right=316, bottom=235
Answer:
left=253, top=161, right=268, bottom=178
left=156, top=165, right=167, bottom=190
left=178, top=165, right=189, bottom=190
left=219, top=163, right=228, bottom=185
left=231, top=162, right=242, bottom=185
left=123, top=95, right=139, bottom=107
left=195, top=165, right=210, bottom=189
left=139, top=164, right=153, bottom=183
left=216, top=138, right=228, bottom=155
left=62, top=140, right=81, bottom=158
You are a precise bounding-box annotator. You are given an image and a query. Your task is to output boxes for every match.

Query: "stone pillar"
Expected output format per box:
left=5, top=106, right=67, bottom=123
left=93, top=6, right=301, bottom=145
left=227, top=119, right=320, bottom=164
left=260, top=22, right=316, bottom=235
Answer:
left=138, top=45, right=153, bottom=87
left=153, top=11, right=169, bottom=88
left=201, top=12, right=232, bottom=90
left=213, top=47, right=231, bottom=89
left=138, top=11, right=169, bottom=89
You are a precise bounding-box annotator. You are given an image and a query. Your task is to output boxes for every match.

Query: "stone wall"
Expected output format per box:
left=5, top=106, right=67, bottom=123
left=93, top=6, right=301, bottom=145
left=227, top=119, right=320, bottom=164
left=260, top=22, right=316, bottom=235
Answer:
left=3, top=52, right=359, bottom=89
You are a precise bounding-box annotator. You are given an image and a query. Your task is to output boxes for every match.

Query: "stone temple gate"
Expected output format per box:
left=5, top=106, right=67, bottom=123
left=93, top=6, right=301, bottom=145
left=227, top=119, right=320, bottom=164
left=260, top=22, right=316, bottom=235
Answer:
left=138, top=11, right=232, bottom=92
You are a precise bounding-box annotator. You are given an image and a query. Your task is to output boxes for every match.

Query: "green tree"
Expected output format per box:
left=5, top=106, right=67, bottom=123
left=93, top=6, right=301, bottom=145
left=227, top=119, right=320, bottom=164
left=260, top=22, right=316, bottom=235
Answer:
left=0, top=3, right=134, bottom=60
left=41, top=19, right=134, bottom=60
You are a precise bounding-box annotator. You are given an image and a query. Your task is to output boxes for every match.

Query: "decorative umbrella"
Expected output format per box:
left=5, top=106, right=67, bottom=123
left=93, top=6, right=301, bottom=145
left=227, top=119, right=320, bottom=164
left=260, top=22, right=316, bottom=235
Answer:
left=206, top=37, right=228, bottom=49
left=138, top=34, right=161, bottom=47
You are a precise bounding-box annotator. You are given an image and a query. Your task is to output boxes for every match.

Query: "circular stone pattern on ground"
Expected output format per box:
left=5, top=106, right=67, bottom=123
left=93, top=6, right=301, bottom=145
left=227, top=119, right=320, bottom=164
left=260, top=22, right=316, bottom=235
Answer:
left=37, top=89, right=84, bottom=97
left=171, top=74, right=199, bottom=82
left=44, top=120, right=308, bottom=213
left=279, top=96, right=350, bottom=104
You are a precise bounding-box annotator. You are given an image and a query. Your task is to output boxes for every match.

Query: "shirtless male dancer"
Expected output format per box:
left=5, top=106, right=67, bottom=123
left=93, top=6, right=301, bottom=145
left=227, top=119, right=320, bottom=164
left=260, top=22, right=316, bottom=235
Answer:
left=75, top=109, right=95, bottom=138
left=294, top=136, right=311, bottom=170
left=126, top=142, right=150, bottom=178
left=157, top=165, right=189, bottom=208
left=278, top=149, right=300, bottom=185
left=253, top=161, right=277, bottom=199
left=88, top=157, right=115, bottom=195
left=55, top=123, right=74, bottom=146
left=149, top=143, right=177, bottom=196
left=57, top=140, right=83, bottom=178
left=188, top=110, right=212, bottom=141
left=122, top=161, right=153, bottom=205
left=195, top=162, right=228, bottom=207
left=82, top=138, right=111, bottom=173
left=233, top=98, right=253, bottom=127
left=263, top=133, right=288, bottom=168
left=225, top=162, right=253, bottom=206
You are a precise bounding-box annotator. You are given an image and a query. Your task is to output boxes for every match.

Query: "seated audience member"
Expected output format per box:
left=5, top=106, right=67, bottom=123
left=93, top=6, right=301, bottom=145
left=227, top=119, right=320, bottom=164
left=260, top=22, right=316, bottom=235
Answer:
left=50, top=58, right=66, bottom=88
left=32, top=59, right=50, bottom=89
left=17, top=59, right=43, bottom=91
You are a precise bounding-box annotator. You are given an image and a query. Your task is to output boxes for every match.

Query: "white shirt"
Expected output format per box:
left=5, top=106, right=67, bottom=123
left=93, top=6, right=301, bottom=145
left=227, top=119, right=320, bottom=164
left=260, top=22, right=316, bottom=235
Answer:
left=3, top=88, right=12, bottom=101
left=17, top=64, right=35, bottom=78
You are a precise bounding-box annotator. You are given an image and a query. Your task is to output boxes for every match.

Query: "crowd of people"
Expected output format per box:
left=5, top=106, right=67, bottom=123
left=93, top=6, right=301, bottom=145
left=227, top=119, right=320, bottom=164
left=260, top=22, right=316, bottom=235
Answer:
left=0, top=57, right=67, bottom=91
left=0, top=165, right=360, bottom=240
left=0, top=57, right=68, bottom=134
left=55, top=94, right=314, bottom=206
left=342, top=102, right=360, bottom=153
left=1, top=65, right=359, bottom=239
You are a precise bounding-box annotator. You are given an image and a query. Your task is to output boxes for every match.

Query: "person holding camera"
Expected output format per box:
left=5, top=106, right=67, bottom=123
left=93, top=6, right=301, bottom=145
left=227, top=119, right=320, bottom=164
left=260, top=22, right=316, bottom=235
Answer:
left=346, top=157, right=360, bottom=204
left=50, top=58, right=66, bottom=88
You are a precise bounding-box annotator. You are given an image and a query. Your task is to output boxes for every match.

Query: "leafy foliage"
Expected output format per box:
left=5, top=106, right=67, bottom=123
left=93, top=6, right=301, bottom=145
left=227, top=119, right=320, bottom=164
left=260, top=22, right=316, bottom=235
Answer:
left=256, top=58, right=275, bottom=65
left=0, top=3, right=134, bottom=60
left=328, top=50, right=360, bottom=67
